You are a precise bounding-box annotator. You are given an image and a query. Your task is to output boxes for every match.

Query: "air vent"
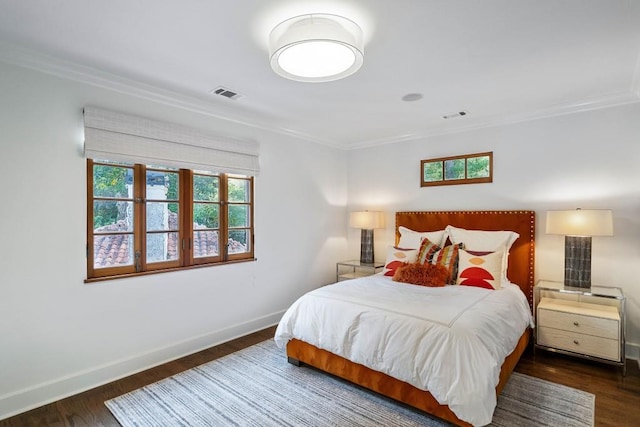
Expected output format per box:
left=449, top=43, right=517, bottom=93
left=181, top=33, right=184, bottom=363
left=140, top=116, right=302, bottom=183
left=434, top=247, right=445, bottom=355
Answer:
left=442, top=111, right=468, bottom=119
left=210, top=86, right=243, bottom=100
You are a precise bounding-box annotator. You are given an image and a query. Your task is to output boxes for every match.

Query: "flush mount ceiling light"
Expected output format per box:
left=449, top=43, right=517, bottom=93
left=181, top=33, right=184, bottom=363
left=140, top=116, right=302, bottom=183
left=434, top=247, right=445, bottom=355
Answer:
left=269, top=13, right=364, bottom=83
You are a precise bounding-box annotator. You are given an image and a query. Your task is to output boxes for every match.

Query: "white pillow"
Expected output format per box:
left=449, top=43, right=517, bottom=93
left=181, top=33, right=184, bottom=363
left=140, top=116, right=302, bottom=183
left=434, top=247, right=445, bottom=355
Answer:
left=398, top=226, right=446, bottom=249
left=445, top=225, right=519, bottom=282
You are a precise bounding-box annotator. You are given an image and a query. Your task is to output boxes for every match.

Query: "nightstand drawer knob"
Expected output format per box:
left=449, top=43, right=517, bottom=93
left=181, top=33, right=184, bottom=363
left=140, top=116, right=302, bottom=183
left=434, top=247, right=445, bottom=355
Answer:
left=573, top=340, right=580, bottom=345
left=573, top=321, right=580, bottom=326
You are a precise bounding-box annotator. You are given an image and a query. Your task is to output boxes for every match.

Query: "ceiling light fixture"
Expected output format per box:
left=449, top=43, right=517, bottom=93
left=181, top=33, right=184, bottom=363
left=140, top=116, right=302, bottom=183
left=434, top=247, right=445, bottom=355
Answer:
left=269, top=13, right=364, bottom=83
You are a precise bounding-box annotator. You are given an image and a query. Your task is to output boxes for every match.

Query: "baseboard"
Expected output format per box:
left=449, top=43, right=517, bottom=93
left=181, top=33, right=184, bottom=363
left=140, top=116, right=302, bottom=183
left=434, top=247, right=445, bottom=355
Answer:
left=0, top=310, right=284, bottom=421
left=626, top=341, right=640, bottom=361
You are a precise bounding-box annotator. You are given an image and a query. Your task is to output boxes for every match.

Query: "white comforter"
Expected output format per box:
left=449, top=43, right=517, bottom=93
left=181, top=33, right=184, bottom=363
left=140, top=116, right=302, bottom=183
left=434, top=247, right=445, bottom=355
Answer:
left=274, top=275, right=534, bottom=426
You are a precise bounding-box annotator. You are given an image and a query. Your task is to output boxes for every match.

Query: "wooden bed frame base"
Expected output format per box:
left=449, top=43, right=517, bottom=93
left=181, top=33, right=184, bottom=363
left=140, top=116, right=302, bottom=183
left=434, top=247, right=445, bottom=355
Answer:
left=287, top=329, right=530, bottom=427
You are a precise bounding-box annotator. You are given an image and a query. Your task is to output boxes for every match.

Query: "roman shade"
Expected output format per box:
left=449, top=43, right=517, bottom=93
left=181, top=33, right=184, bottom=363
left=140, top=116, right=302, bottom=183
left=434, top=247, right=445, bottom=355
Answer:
left=83, top=106, right=259, bottom=175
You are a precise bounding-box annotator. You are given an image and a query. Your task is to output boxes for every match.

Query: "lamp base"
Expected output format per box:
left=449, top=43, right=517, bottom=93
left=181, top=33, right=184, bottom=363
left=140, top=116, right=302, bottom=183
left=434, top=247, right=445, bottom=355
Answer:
left=564, top=235, right=592, bottom=288
left=360, top=229, right=374, bottom=264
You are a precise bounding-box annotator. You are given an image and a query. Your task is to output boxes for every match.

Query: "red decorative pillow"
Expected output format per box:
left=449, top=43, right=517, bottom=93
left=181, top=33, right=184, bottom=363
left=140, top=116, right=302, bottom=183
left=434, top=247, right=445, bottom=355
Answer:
left=456, top=249, right=504, bottom=290
left=392, top=262, right=449, bottom=287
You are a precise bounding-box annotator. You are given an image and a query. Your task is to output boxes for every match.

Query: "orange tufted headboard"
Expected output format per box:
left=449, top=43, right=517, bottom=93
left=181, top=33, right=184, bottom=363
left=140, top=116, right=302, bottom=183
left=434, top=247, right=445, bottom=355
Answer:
left=395, top=211, right=535, bottom=305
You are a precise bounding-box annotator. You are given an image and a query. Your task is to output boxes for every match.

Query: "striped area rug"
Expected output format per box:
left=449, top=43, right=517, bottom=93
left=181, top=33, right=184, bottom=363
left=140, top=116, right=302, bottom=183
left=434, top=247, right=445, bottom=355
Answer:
left=105, top=340, right=594, bottom=427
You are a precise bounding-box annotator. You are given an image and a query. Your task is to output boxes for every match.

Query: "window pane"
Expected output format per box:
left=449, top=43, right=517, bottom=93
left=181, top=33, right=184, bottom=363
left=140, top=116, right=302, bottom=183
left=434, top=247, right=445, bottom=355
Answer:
left=229, top=230, right=250, bottom=254
left=228, top=205, right=249, bottom=227
left=146, top=170, right=178, bottom=201
left=147, top=202, right=179, bottom=231
left=467, top=155, right=490, bottom=178
left=228, top=177, right=250, bottom=202
left=146, top=232, right=179, bottom=263
left=444, top=159, right=465, bottom=180
left=194, top=174, right=219, bottom=202
left=193, top=230, right=219, bottom=258
left=94, top=234, right=133, bottom=268
left=93, top=164, right=131, bottom=198
left=193, top=203, right=219, bottom=228
left=423, top=161, right=443, bottom=182
left=93, top=200, right=133, bottom=231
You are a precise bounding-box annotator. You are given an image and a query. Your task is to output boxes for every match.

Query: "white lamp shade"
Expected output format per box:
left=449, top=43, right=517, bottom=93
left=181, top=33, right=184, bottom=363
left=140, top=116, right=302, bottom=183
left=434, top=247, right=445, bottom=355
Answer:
left=546, top=209, right=613, bottom=236
left=349, top=211, right=384, bottom=229
left=269, top=13, right=364, bottom=82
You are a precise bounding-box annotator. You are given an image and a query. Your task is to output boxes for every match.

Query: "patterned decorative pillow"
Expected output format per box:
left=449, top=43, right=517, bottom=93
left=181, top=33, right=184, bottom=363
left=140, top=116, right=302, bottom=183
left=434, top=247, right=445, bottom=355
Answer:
left=383, top=246, right=418, bottom=277
left=416, top=237, right=441, bottom=264
left=456, top=249, right=504, bottom=290
left=430, top=243, right=463, bottom=284
left=392, top=262, right=449, bottom=287
left=445, top=225, right=519, bottom=283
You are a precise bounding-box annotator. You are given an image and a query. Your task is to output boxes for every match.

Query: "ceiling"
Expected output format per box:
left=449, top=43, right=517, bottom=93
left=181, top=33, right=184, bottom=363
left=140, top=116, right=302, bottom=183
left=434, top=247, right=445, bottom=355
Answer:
left=0, top=0, right=639, bottom=149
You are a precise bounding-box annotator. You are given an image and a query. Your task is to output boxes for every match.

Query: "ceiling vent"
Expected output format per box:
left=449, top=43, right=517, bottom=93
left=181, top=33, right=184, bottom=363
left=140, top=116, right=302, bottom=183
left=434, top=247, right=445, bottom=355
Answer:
left=442, top=111, right=468, bottom=119
left=210, top=86, right=243, bottom=100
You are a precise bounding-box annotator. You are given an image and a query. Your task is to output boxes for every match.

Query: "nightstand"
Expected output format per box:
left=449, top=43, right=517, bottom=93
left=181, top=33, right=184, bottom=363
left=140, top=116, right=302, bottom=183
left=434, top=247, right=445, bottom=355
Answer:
left=336, top=260, right=384, bottom=282
left=534, top=280, right=626, bottom=374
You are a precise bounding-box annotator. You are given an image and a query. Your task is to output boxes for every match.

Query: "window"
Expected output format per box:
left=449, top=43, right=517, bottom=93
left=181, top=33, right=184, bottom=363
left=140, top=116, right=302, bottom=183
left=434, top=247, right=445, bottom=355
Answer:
left=87, top=160, right=254, bottom=281
left=421, top=152, right=493, bottom=187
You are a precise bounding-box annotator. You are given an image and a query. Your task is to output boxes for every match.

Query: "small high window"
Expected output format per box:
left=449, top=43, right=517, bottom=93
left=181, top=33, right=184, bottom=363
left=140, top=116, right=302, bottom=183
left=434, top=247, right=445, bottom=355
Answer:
left=421, top=152, right=493, bottom=187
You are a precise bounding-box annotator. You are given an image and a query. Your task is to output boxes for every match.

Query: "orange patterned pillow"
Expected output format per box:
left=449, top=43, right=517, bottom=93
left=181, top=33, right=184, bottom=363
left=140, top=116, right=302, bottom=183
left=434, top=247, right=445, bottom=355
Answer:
left=392, top=262, right=449, bottom=287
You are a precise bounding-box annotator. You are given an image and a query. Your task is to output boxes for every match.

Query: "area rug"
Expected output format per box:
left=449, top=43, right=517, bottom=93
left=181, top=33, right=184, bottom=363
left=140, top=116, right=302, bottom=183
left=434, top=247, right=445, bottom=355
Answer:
left=105, top=340, right=594, bottom=427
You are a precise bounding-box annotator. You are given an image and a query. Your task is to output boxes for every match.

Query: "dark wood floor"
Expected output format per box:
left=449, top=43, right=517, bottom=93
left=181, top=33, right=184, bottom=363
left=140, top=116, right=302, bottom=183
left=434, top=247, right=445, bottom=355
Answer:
left=2, top=326, right=639, bottom=426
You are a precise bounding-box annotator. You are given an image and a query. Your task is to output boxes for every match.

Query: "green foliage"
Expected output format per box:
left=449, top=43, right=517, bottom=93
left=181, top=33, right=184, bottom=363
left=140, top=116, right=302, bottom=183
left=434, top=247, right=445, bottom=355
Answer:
left=467, top=156, right=490, bottom=178
left=227, top=178, right=250, bottom=245
left=423, top=161, right=443, bottom=182
left=193, top=175, right=219, bottom=228
left=166, top=173, right=178, bottom=213
left=444, top=159, right=465, bottom=180
left=228, top=178, right=248, bottom=202
left=92, top=167, right=252, bottom=247
left=93, top=165, right=128, bottom=228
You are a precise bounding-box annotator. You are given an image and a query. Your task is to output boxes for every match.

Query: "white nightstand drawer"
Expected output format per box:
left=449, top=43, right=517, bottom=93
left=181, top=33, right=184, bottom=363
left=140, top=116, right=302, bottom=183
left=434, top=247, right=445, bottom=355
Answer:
left=537, top=326, right=620, bottom=361
left=537, top=307, right=619, bottom=340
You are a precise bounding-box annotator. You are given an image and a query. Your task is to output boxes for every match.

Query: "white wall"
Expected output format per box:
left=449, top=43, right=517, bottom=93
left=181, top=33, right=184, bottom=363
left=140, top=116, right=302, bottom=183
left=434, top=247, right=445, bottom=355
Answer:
left=0, top=61, right=348, bottom=419
left=346, top=103, right=640, bottom=358
left=2, top=54, right=638, bottom=421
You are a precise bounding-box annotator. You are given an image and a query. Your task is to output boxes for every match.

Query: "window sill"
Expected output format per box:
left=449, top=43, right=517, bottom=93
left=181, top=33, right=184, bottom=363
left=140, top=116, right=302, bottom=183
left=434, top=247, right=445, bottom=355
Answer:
left=85, top=257, right=257, bottom=284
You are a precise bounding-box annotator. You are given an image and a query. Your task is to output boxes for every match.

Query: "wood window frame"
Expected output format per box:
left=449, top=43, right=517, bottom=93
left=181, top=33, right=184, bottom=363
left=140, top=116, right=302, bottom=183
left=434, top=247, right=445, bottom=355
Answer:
left=420, top=151, right=493, bottom=187
left=86, top=160, right=255, bottom=282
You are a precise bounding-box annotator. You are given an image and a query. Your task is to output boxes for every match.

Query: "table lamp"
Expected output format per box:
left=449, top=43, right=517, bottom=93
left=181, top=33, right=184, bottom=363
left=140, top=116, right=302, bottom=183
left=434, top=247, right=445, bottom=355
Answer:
left=546, top=209, right=613, bottom=288
left=349, top=211, right=384, bottom=264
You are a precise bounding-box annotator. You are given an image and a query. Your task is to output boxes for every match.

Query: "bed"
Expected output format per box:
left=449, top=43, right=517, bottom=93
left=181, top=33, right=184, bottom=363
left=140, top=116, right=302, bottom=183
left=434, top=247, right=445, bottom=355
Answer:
left=275, top=210, right=535, bottom=426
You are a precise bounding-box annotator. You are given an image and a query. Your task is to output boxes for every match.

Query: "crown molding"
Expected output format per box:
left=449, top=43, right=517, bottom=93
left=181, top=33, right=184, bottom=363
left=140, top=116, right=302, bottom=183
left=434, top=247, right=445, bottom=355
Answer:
left=1, top=41, right=638, bottom=152
left=347, top=90, right=640, bottom=150
left=0, top=41, right=336, bottom=147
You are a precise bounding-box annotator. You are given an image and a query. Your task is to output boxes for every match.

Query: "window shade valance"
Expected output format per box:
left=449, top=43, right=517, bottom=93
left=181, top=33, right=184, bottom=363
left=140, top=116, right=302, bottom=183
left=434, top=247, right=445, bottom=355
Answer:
left=83, top=106, right=260, bottom=175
